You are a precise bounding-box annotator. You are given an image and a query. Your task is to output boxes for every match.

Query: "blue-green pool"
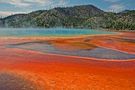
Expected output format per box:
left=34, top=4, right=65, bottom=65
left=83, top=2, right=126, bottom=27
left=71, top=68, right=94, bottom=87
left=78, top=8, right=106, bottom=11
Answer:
left=0, top=28, right=115, bottom=37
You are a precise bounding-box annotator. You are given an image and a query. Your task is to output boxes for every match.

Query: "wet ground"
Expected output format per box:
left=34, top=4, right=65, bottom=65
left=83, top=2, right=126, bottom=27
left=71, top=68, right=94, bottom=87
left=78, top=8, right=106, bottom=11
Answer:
left=8, top=40, right=135, bottom=60
left=0, top=32, right=135, bottom=90
left=0, top=72, right=37, bottom=90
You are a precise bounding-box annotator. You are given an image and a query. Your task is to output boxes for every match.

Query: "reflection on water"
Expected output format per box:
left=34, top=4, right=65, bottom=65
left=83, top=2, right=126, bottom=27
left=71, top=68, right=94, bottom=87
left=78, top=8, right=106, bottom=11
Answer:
left=7, top=41, right=135, bottom=60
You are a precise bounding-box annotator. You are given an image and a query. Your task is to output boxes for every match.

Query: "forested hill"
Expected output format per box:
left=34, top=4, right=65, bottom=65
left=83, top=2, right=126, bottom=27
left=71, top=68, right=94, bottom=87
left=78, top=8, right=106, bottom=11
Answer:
left=0, top=5, right=135, bottom=30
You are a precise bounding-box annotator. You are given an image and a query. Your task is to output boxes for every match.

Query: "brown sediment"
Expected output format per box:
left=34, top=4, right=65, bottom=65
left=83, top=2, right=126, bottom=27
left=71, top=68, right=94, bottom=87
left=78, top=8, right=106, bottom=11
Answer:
left=0, top=72, right=40, bottom=90
left=0, top=32, right=135, bottom=90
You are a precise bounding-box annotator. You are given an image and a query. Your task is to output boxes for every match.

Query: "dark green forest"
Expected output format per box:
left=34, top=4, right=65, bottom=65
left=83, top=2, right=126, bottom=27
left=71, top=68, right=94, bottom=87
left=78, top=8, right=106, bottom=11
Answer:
left=0, top=5, right=135, bottom=30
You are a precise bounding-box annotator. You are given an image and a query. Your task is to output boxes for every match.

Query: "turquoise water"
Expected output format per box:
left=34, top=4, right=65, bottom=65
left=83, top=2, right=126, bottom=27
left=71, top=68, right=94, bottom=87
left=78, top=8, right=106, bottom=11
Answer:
left=0, top=28, right=114, bottom=37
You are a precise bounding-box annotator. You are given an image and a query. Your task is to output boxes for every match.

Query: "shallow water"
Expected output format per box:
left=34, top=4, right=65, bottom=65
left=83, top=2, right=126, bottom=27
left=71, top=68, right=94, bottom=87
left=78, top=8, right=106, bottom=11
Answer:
left=0, top=28, right=114, bottom=37
left=8, top=41, right=135, bottom=60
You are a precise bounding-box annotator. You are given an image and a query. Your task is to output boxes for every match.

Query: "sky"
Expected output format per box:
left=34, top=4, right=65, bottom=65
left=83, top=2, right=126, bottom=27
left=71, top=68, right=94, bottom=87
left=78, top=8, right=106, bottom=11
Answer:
left=0, top=0, right=135, bottom=17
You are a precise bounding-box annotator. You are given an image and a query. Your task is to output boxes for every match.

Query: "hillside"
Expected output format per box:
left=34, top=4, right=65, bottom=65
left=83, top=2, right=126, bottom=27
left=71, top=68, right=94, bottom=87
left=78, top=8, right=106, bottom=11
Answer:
left=0, top=5, right=135, bottom=30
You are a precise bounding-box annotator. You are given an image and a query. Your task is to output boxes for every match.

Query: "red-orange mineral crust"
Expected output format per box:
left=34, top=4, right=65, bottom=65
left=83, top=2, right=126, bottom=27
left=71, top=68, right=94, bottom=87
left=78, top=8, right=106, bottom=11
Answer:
left=0, top=32, right=135, bottom=90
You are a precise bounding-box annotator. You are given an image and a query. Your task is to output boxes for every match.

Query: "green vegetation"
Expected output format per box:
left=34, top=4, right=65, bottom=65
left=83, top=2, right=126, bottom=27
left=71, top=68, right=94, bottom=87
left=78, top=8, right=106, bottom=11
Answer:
left=0, top=5, right=135, bottom=30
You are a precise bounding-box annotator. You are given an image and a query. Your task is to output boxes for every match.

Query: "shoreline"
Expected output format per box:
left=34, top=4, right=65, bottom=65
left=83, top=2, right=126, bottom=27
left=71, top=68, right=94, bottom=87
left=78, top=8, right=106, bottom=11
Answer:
left=0, top=33, right=119, bottom=40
